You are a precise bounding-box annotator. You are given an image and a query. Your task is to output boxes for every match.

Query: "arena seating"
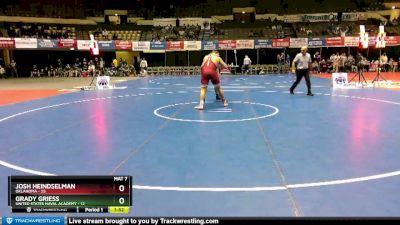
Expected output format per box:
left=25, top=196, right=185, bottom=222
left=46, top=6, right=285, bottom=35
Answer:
left=89, top=30, right=142, bottom=41
left=6, top=23, right=77, bottom=39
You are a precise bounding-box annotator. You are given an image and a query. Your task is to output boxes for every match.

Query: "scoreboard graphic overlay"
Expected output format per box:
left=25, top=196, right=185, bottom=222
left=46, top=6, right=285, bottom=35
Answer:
left=8, top=176, right=132, bottom=213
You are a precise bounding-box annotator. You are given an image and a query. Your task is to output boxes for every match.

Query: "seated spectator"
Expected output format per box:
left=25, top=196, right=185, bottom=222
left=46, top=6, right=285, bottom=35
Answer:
left=388, top=58, right=394, bottom=72
left=320, top=59, right=328, bottom=73
left=30, top=65, right=40, bottom=77
left=306, top=28, right=313, bottom=36
left=311, top=61, right=319, bottom=73
left=0, top=65, right=6, bottom=78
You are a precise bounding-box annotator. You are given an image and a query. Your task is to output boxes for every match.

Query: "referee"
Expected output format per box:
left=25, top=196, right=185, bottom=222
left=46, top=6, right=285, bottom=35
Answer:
left=290, top=46, right=313, bottom=96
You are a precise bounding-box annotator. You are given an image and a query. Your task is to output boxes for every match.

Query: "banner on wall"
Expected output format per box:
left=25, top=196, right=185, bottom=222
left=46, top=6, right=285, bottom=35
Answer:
left=368, top=36, right=377, bottom=47
left=326, top=37, right=344, bottom=47
left=98, top=41, right=115, bottom=50
left=385, top=36, right=400, bottom=46
left=218, top=40, right=236, bottom=50
left=14, top=38, right=37, bottom=49
left=254, top=39, right=272, bottom=48
left=283, top=14, right=303, bottom=23
left=3, top=35, right=400, bottom=51
left=58, top=39, right=77, bottom=48
left=344, top=37, right=359, bottom=47
left=153, top=18, right=177, bottom=27
left=132, top=41, right=150, bottom=51
left=77, top=40, right=91, bottom=50
left=202, top=40, right=218, bottom=50
left=179, top=18, right=207, bottom=27
left=307, top=37, right=326, bottom=47
left=150, top=41, right=167, bottom=50
left=184, top=41, right=201, bottom=50
left=302, top=12, right=365, bottom=22
left=37, top=39, right=58, bottom=48
left=272, top=38, right=290, bottom=48
left=236, top=40, right=255, bottom=49
left=167, top=41, right=184, bottom=51
left=289, top=38, right=308, bottom=48
left=0, top=38, right=15, bottom=48
left=115, top=41, right=132, bottom=50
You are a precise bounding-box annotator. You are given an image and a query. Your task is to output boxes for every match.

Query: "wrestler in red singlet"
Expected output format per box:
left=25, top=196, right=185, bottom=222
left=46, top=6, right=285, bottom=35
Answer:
left=201, top=53, right=220, bottom=86
left=195, top=50, right=229, bottom=110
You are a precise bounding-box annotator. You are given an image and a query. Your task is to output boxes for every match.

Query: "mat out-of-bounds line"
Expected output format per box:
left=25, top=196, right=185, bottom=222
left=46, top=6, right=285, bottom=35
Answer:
left=1, top=158, right=400, bottom=192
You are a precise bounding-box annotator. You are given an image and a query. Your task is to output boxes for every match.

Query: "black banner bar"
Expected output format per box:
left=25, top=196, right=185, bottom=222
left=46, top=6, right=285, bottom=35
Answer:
left=66, top=217, right=400, bottom=225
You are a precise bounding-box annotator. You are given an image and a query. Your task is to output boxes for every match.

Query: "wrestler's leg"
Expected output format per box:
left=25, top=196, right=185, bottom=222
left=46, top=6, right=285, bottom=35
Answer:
left=214, top=84, right=228, bottom=107
left=195, top=85, right=208, bottom=110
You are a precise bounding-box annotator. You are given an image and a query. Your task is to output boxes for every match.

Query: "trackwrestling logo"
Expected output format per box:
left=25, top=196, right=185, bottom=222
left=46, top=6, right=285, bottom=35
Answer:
left=2, top=217, right=64, bottom=225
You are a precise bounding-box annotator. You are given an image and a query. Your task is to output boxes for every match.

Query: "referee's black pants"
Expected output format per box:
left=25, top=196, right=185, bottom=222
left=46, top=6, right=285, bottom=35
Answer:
left=290, top=68, right=312, bottom=94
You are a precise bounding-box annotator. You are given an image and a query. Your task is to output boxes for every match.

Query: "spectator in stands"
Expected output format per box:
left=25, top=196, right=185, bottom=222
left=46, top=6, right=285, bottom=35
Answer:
left=82, top=58, right=88, bottom=76
left=99, top=58, right=105, bottom=75
left=248, top=30, right=255, bottom=38
left=118, top=58, right=124, bottom=68
left=88, top=60, right=96, bottom=76
left=339, top=53, right=347, bottom=72
left=242, top=55, right=252, bottom=74
left=286, top=54, right=291, bottom=66
left=277, top=52, right=285, bottom=73
left=132, top=58, right=139, bottom=74
left=380, top=52, right=388, bottom=71
left=306, top=28, right=313, bottom=36
left=393, top=59, right=398, bottom=72
left=362, top=57, right=370, bottom=72
left=329, top=12, right=335, bottom=22
left=74, top=58, right=81, bottom=69
left=57, top=58, right=63, bottom=70
left=0, top=65, right=6, bottom=79
left=331, top=53, right=340, bottom=73
left=391, top=18, right=399, bottom=26
left=102, top=29, right=108, bottom=39
left=72, top=63, right=80, bottom=77
left=30, top=65, right=40, bottom=77
left=10, top=60, right=18, bottom=78
left=311, top=61, right=319, bottom=73
left=140, top=58, right=148, bottom=73
left=320, top=59, right=328, bottom=73
left=388, top=58, right=394, bottom=72
left=112, top=58, right=118, bottom=69
left=312, top=53, right=320, bottom=73
left=64, top=64, right=72, bottom=77
left=313, top=51, right=321, bottom=64
left=340, top=26, right=350, bottom=37
left=346, top=54, right=355, bottom=72
left=139, top=67, right=148, bottom=77
left=94, top=57, right=99, bottom=70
